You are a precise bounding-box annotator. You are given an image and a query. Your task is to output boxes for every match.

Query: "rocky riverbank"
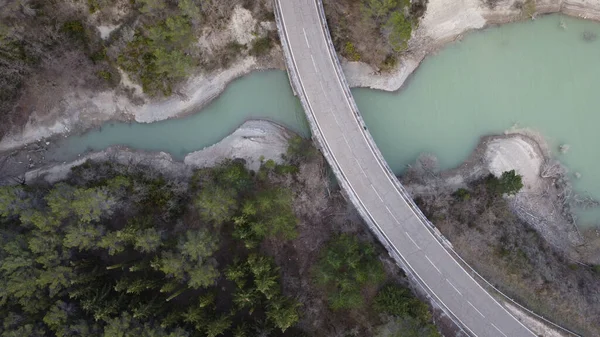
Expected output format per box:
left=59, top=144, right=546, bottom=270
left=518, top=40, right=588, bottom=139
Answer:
left=401, top=131, right=600, bottom=261
left=1, top=120, right=292, bottom=185
left=0, top=4, right=285, bottom=152
left=344, top=0, right=600, bottom=91
left=401, top=131, right=600, bottom=336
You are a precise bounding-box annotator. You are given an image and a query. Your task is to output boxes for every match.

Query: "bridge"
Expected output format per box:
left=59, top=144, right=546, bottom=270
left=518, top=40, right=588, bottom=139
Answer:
left=274, top=0, right=536, bottom=336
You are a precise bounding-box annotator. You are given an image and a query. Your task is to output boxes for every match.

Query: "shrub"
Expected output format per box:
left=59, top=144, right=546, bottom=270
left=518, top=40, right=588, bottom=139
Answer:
left=380, top=54, right=397, bottom=72
left=220, top=41, right=245, bottom=67
left=97, top=70, right=112, bottom=81
left=453, top=188, right=471, bottom=201
left=61, top=20, right=87, bottom=43
left=343, top=42, right=361, bottom=61
left=91, top=48, right=107, bottom=63
left=87, top=0, right=101, bottom=14
left=249, top=36, right=273, bottom=57
left=374, top=285, right=431, bottom=323
left=285, top=136, right=317, bottom=164
left=386, top=12, right=412, bottom=52
left=376, top=316, right=440, bottom=337
left=486, top=170, right=524, bottom=196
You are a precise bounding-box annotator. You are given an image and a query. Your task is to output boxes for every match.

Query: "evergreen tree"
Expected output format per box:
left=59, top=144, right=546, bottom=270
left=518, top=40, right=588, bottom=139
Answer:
left=314, top=234, right=385, bottom=310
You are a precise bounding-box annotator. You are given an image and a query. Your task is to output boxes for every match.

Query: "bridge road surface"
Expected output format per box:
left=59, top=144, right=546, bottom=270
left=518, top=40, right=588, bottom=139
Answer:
left=276, top=0, right=536, bottom=336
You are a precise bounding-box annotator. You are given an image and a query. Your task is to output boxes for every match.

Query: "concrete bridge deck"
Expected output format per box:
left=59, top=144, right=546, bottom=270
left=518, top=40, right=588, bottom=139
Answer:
left=274, top=0, right=536, bottom=336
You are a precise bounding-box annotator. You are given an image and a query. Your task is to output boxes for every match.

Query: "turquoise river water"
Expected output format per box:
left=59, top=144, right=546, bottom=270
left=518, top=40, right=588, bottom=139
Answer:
left=52, top=15, right=600, bottom=225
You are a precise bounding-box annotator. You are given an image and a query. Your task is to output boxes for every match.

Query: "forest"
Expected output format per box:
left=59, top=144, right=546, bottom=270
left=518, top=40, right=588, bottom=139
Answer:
left=0, top=137, right=440, bottom=336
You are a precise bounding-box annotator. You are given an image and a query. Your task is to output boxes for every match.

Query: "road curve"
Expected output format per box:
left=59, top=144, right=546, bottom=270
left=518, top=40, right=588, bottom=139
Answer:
left=274, top=0, right=536, bottom=336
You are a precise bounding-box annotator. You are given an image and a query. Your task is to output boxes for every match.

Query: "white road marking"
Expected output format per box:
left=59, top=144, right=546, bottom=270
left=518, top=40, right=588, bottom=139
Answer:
left=425, top=255, right=441, bottom=274
left=405, top=232, right=421, bottom=249
left=302, top=28, right=310, bottom=48
left=330, top=110, right=340, bottom=126
left=385, top=205, right=400, bottom=224
left=355, top=158, right=368, bottom=177
left=468, top=301, right=486, bottom=318
left=491, top=323, right=508, bottom=337
left=370, top=185, right=384, bottom=202
left=446, top=279, right=462, bottom=296
left=341, top=133, right=350, bottom=147
left=310, top=54, right=318, bottom=71
left=319, top=81, right=326, bottom=93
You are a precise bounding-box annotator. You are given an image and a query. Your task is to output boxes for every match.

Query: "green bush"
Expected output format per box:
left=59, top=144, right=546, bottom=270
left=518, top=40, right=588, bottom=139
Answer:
left=220, top=41, right=245, bottom=67
left=380, top=54, right=397, bottom=71
left=314, top=234, right=385, bottom=310
left=374, top=285, right=431, bottom=323
left=362, top=0, right=407, bottom=21
left=91, top=48, right=107, bottom=63
left=343, top=42, right=361, bottom=61
left=286, top=136, right=317, bottom=164
left=61, top=20, right=87, bottom=43
left=486, top=170, right=523, bottom=196
left=386, top=12, right=412, bottom=52
left=249, top=36, right=273, bottom=57
left=376, top=316, right=440, bottom=337
left=453, top=188, right=471, bottom=201
left=87, top=0, right=101, bottom=14
left=97, top=70, right=112, bottom=81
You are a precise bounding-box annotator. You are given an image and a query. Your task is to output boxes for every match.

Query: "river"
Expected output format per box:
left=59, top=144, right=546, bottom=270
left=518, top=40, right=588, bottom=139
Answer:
left=50, top=14, right=600, bottom=225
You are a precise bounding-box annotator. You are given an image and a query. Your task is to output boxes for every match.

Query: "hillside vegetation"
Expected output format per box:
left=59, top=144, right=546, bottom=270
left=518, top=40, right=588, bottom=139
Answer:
left=324, top=0, right=428, bottom=70
left=411, top=171, right=600, bottom=336
left=0, top=138, right=440, bottom=336
left=0, top=0, right=277, bottom=140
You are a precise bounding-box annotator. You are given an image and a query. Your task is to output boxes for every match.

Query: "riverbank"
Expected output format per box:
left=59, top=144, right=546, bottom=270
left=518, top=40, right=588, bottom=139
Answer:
left=402, top=131, right=600, bottom=336
left=402, top=132, right=591, bottom=259
left=0, top=120, right=293, bottom=185
left=3, top=0, right=600, bottom=153
left=0, top=3, right=285, bottom=152
left=344, top=0, right=600, bottom=90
